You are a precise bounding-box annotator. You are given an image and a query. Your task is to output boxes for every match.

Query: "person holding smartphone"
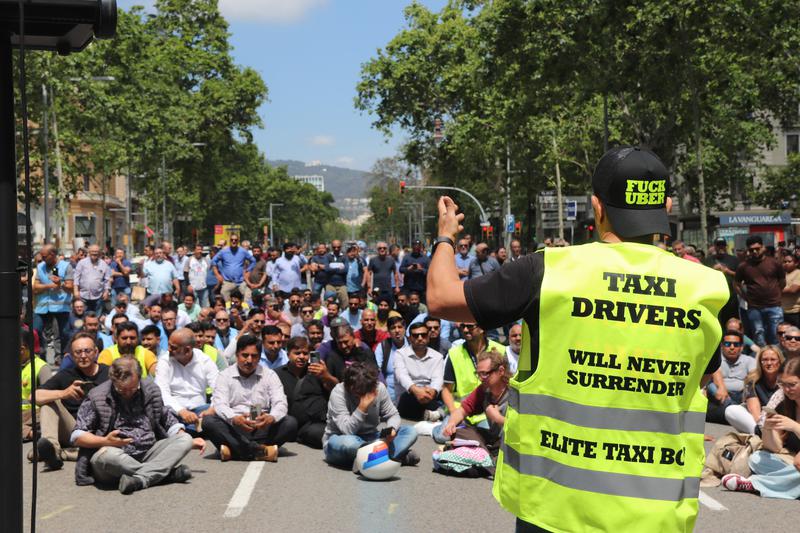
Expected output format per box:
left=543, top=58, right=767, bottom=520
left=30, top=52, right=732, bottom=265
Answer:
left=34, top=332, right=109, bottom=470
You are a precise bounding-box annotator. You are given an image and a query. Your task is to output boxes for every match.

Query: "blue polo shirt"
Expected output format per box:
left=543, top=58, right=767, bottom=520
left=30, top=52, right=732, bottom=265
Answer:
left=212, top=246, right=254, bottom=284
left=143, top=260, right=177, bottom=295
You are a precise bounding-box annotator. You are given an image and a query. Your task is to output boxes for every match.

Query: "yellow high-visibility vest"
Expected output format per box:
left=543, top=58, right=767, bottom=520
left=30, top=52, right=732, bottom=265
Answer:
left=21, top=357, right=47, bottom=410
left=448, top=339, right=506, bottom=425
left=494, top=242, right=728, bottom=532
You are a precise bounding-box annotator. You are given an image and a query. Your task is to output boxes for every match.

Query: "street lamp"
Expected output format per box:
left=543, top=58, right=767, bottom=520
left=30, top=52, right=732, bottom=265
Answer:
left=269, top=203, right=283, bottom=246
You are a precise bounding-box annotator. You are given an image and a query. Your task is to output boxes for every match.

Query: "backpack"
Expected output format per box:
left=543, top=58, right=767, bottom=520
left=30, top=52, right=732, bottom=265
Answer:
left=702, top=432, right=762, bottom=486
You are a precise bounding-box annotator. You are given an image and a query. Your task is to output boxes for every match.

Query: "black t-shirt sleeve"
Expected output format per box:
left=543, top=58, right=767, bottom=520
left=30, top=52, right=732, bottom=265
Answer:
left=704, top=350, right=721, bottom=375
left=40, top=368, right=74, bottom=390
left=443, top=357, right=455, bottom=383
left=464, top=253, right=544, bottom=330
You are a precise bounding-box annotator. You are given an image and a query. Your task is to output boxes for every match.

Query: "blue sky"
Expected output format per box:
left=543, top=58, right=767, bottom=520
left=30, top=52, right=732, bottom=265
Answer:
left=118, top=0, right=448, bottom=171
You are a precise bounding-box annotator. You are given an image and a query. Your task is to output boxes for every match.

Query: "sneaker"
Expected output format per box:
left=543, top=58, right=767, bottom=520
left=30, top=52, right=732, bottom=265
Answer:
left=721, top=473, right=755, bottom=492
left=118, top=474, right=145, bottom=495
left=37, top=438, right=63, bottom=471
left=424, top=408, right=444, bottom=422
left=399, top=450, right=420, bottom=467
left=166, top=464, right=193, bottom=484
left=219, top=444, right=232, bottom=462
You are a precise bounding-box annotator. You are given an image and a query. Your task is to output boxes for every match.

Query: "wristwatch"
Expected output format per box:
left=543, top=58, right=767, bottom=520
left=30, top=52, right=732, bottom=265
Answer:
left=432, top=236, right=456, bottom=254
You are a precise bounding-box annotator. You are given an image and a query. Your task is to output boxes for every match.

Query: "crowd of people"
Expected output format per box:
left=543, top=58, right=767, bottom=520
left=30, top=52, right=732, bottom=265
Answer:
left=22, top=234, right=524, bottom=494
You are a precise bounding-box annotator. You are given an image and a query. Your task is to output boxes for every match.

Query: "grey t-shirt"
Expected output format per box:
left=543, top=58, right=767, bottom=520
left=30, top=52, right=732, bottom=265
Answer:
left=721, top=354, right=756, bottom=393
left=322, top=382, right=399, bottom=449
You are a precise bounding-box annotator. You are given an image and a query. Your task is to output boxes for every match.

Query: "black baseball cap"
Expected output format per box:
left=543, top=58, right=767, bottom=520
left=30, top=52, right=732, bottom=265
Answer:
left=592, top=146, right=671, bottom=238
left=714, top=238, right=727, bottom=246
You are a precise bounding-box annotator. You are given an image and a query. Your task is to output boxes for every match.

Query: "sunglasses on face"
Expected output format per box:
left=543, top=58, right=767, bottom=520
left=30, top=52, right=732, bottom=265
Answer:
left=722, top=341, right=743, bottom=347
left=216, top=318, right=229, bottom=322
left=301, top=310, right=314, bottom=315
left=785, top=335, right=800, bottom=341
left=411, top=332, right=428, bottom=338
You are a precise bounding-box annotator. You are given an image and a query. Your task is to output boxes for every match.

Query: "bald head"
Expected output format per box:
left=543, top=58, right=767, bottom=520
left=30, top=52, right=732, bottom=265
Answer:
left=169, top=328, right=195, bottom=348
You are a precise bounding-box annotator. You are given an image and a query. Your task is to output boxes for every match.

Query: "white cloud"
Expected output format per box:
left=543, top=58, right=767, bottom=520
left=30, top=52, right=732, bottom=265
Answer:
left=335, top=156, right=355, bottom=166
left=310, top=135, right=335, bottom=146
left=219, top=0, right=328, bottom=24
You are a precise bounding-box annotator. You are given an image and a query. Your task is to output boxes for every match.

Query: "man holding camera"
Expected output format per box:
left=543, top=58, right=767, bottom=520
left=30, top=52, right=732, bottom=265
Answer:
left=203, top=335, right=298, bottom=461
left=34, top=332, right=109, bottom=470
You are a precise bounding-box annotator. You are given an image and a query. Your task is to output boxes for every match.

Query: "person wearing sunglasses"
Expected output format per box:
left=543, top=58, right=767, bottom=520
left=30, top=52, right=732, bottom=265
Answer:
left=735, top=234, right=786, bottom=347
left=212, top=310, right=238, bottom=352
left=723, top=357, right=800, bottom=498
left=779, top=325, right=800, bottom=360
left=706, top=330, right=756, bottom=425
left=394, top=323, right=445, bottom=420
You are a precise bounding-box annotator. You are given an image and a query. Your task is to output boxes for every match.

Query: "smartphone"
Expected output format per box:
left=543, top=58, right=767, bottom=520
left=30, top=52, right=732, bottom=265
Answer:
left=379, top=427, right=394, bottom=440
left=79, top=380, right=95, bottom=394
left=116, top=432, right=129, bottom=439
left=309, top=351, right=321, bottom=364
left=763, top=406, right=777, bottom=417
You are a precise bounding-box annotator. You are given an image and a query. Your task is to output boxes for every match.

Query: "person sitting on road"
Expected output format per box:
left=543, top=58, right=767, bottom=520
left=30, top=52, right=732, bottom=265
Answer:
left=260, top=324, right=288, bottom=370
left=433, top=323, right=506, bottom=441
left=374, top=315, right=409, bottom=403
left=324, top=323, right=377, bottom=384
left=155, top=329, right=218, bottom=436
left=722, top=357, right=800, bottom=498
left=728, top=317, right=761, bottom=356
left=20, top=327, right=53, bottom=443
left=213, top=309, right=238, bottom=352
left=323, top=362, right=419, bottom=468
left=724, top=345, right=784, bottom=433
left=290, top=304, right=332, bottom=341
left=394, top=322, right=444, bottom=420
left=203, top=335, right=298, bottom=462
left=97, top=321, right=158, bottom=377
left=140, top=324, right=167, bottom=359
left=34, top=332, right=108, bottom=470
left=276, top=336, right=328, bottom=448
left=439, top=349, right=510, bottom=453
left=706, top=330, right=756, bottom=424
left=505, top=323, right=522, bottom=374
left=200, top=320, right=228, bottom=371
left=72, top=357, right=204, bottom=494
left=424, top=316, right=451, bottom=355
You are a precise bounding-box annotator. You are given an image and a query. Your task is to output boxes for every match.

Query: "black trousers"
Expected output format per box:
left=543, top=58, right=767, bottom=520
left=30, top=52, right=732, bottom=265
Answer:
left=297, top=421, right=325, bottom=449
left=516, top=518, right=550, bottom=533
left=396, top=391, right=441, bottom=421
left=203, top=414, right=298, bottom=460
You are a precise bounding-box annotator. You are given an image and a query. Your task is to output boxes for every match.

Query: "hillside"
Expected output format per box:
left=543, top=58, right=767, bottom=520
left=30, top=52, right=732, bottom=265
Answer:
left=268, top=159, right=372, bottom=201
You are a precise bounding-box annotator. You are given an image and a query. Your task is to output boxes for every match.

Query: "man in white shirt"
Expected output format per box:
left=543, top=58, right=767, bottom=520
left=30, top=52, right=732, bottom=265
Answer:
left=506, top=323, right=522, bottom=374
left=155, top=329, right=218, bottom=435
left=394, top=322, right=445, bottom=420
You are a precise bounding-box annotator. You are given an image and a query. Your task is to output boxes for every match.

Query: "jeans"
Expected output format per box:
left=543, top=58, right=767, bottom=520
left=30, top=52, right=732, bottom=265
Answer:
left=33, top=311, right=70, bottom=360
left=745, top=306, right=783, bottom=346
left=183, top=404, right=210, bottom=436
left=82, top=298, right=105, bottom=314
left=324, top=425, right=417, bottom=467
left=749, top=450, right=800, bottom=499
left=90, top=432, right=193, bottom=488
left=202, top=414, right=298, bottom=460
left=193, top=287, right=210, bottom=308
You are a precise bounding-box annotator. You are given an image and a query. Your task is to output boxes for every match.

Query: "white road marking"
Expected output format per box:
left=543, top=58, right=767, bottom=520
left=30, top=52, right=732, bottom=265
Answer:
left=699, top=490, right=728, bottom=511
left=224, top=462, right=265, bottom=518
left=387, top=503, right=398, bottom=514
left=41, top=505, right=74, bottom=520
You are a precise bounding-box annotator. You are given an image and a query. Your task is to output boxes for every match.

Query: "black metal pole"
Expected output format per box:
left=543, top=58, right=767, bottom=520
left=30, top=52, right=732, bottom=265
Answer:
left=0, top=31, right=24, bottom=533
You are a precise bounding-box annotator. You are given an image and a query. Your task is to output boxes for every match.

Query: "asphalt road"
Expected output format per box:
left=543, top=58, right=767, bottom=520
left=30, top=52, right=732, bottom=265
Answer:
left=21, top=422, right=793, bottom=533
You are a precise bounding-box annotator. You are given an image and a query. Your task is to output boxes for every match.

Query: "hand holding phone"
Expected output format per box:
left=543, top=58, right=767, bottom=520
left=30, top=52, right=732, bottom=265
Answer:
left=763, top=406, right=778, bottom=417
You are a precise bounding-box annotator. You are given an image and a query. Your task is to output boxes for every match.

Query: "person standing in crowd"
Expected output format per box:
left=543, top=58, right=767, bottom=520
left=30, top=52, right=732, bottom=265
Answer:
left=496, top=247, right=508, bottom=265
left=455, top=238, right=473, bottom=280
left=400, top=240, right=429, bottom=301
left=72, top=358, right=202, bottom=494
left=781, top=253, right=800, bottom=328
left=323, top=362, right=419, bottom=468
left=367, top=242, right=400, bottom=301
left=174, top=246, right=190, bottom=297
left=212, top=234, right=255, bottom=303
left=355, top=309, right=388, bottom=352
left=32, top=246, right=74, bottom=363
left=506, top=323, right=522, bottom=374
left=35, top=332, right=109, bottom=470
left=703, top=238, right=740, bottom=325
left=736, top=235, right=786, bottom=346
left=20, top=328, right=53, bottom=442
left=309, top=243, right=330, bottom=295
left=245, top=245, right=269, bottom=295
left=672, top=240, right=701, bottom=263
left=188, top=244, right=211, bottom=307
left=143, top=247, right=180, bottom=304
left=509, top=239, right=524, bottom=262
left=345, top=244, right=367, bottom=296
left=441, top=349, right=510, bottom=452
left=73, top=244, right=112, bottom=314
left=325, top=240, right=349, bottom=309
left=66, top=298, right=86, bottom=341
left=427, top=146, right=728, bottom=532
left=203, top=335, right=298, bottom=462
left=109, top=248, right=132, bottom=305
left=469, top=242, right=501, bottom=279
left=271, top=242, right=308, bottom=296
left=394, top=322, right=444, bottom=420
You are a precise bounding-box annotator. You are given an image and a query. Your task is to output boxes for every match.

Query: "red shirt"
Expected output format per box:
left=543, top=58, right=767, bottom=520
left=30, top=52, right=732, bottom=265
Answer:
left=355, top=329, right=389, bottom=352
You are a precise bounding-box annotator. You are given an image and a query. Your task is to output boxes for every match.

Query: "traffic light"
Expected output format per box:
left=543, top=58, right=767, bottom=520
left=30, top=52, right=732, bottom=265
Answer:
left=514, top=221, right=522, bottom=236
left=387, top=206, right=394, bottom=216
left=487, top=225, right=494, bottom=239
left=399, top=180, right=406, bottom=195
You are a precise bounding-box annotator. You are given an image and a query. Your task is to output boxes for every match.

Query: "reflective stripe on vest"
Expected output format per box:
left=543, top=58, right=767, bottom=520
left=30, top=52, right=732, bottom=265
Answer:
left=448, top=339, right=505, bottom=424
left=109, top=345, right=149, bottom=377
left=493, top=242, right=728, bottom=533
left=21, top=357, right=48, bottom=410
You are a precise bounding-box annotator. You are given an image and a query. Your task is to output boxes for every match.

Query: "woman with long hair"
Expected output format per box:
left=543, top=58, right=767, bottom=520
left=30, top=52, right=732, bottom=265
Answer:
left=723, top=357, right=800, bottom=498
left=724, top=345, right=784, bottom=433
